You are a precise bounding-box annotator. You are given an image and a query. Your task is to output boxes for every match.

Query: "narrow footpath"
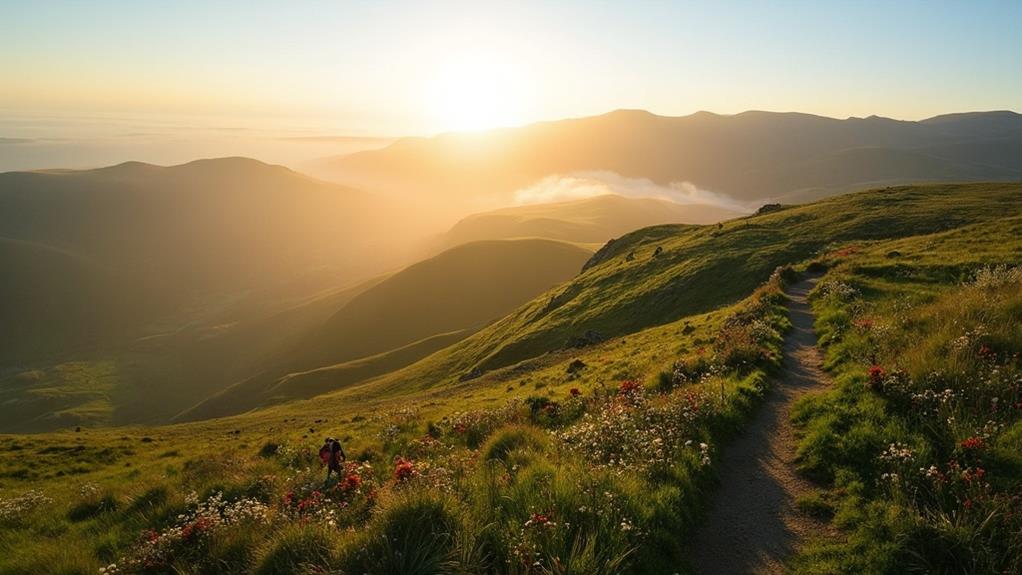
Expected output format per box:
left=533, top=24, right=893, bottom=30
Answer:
left=688, top=275, right=829, bottom=574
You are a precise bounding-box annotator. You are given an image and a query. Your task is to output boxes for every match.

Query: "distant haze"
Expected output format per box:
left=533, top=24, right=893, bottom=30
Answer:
left=0, top=114, right=393, bottom=172
left=513, top=172, right=755, bottom=213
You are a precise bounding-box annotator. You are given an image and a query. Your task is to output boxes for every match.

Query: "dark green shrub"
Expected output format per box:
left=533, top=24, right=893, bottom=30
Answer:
left=255, top=524, right=335, bottom=575
left=480, top=425, right=547, bottom=462
left=339, top=491, right=462, bottom=575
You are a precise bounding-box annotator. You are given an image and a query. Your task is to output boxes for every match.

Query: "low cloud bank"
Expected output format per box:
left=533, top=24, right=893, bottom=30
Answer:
left=513, top=171, right=754, bottom=213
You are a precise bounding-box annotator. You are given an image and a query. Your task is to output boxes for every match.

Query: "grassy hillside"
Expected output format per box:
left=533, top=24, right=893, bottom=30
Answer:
left=331, top=183, right=1022, bottom=398
left=307, top=109, right=1022, bottom=213
left=1, top=182, right=1021, bottom=574
left=785, top=219, right=1022, bottom=573
left=178, top=239, right=593, bottom=421
left=0, top=238, right=150, bottom=362
left=0, top=276, right=383, bottom=433
left=0, top=158, right=426, bottom=431
left=437, top=194, right=743, bottom=249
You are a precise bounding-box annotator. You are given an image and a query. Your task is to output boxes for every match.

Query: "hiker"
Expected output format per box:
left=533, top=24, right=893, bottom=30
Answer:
left=319, top=437, right=346, bottom=481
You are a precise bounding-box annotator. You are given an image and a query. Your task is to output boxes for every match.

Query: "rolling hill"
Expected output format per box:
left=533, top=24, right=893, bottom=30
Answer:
left=307, top=182, right=1022, bottom=399
left=306, top=109, right=1022, bottom=214
left=177, top=238, right=593, bottom=420
left=3, top=182, right=1022, bottom=574
left=0, top=158, right=422, bottom=430
left=436, top=194, right=744, bottom=249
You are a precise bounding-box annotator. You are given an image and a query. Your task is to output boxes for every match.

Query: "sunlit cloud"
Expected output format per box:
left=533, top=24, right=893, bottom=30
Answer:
left=512, top=171, right=754, bottom=213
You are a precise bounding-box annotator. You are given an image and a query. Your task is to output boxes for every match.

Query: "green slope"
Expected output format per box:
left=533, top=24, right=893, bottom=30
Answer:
left=332, top=183, right=1022, bottom=396
left=176, top=238, right=593, bottom=420
left=299, top=238, right=593, bottom=368
left=0, top=237, right=149, bottom=362
left=3, top=182, right=1022, bottom=574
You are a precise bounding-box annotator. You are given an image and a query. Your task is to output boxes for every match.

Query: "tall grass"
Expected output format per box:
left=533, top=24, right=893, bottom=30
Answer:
left=792, top=264, right=1022, bottom=574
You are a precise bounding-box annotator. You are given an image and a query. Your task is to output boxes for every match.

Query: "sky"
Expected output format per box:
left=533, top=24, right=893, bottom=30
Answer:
left=1, top=0, right=1020, bottom=169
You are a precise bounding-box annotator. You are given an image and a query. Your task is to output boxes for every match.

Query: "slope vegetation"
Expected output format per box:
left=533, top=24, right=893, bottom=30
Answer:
left=329, top=183, right=1022, bottom=396
left=178, top=238, right=592, bottom=420
left=2, top=183, right=1022, bottom=574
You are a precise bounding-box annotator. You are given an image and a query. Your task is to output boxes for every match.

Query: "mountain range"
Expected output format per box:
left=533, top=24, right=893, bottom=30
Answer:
left=306, top=109, right=1022, bottom=213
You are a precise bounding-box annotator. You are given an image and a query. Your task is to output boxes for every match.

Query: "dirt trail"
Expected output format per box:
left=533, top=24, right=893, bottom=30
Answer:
left=688, top=275, right=829, bottom=574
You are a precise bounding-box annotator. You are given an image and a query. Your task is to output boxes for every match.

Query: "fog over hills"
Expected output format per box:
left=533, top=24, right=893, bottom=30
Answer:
left=437, top=194, right=743, bottom=250
left=307, top=109, right=1022, bottom=213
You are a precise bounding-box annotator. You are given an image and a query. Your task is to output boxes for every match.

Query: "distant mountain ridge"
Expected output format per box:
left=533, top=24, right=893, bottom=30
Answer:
left=306, top=109, right=1022, bottom=211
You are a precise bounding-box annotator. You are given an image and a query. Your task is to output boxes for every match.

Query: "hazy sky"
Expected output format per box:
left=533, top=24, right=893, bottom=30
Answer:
left=1, top=0, right=1020, bottom=168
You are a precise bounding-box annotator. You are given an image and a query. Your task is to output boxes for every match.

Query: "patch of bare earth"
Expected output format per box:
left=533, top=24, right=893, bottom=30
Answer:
left=688, top=276, right=830, bottom=575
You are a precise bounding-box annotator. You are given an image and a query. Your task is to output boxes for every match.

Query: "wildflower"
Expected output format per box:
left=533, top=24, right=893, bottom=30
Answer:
left=978, top=344, right=994, bottom=358
left=569, top=388, right=581, bottom=397
left=867, top=365, right=886, bottom=387
left=618, top=380, right=642, bottom=395
left=338, top=472, right=362, bottom=492
left=853, top=317, right=876, bottom=331
left=525, top=512, right=556, bottom=528
left=960, top=436, right=985, bottom=451
left=393, top=457, right=418, bottom=482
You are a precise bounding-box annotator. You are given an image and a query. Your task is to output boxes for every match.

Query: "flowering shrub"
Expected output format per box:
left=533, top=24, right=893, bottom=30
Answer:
left=0, top=489, right=52, bottom=521
left=115, top=491, right=269, bottom=571
left=393, top=457, right=418, bottom=482
left=557, top=387, right=711, bottom=474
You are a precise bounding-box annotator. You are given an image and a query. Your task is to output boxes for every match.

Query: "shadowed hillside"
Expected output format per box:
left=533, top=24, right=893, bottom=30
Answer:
left=0, top=238, right=148, bottom=362
left=176, top=238, right=592, bottom=420
left=307, top=110, right=1022, bottom=214
left=0, top=158, right=417, bottom=429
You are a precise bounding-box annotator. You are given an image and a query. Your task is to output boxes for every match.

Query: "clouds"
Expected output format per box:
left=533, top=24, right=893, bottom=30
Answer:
left=512, top=171, right=754, bottom=213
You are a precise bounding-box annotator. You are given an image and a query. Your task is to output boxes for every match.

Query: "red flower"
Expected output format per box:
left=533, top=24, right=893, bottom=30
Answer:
left=338, top=472, right=362, bottom=492
left=569, top=388, right=581, bottom=397
left=618, top=380, right=642, bottom=395
left=964, top=498, right=973, bottom=509
left=454, top=423, right=467, bottom=434
left=978, top=344, right=993, bottom=358
left=960, top=436, right=985, bottom=451
left=393, top=457, right=417, bottom=482
left=853, top=317, right=875, bottom=331
left=528, top=512, right=552, bottom=526
left=867, top=365, right=886, bottom=387
left=283, top=491, right=295, bottom=506
left=181, top=517, right=211, bottom=542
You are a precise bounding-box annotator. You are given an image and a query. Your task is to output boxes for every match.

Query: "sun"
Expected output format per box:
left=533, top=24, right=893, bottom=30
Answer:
left=426, top=51, right=533, bottom=133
